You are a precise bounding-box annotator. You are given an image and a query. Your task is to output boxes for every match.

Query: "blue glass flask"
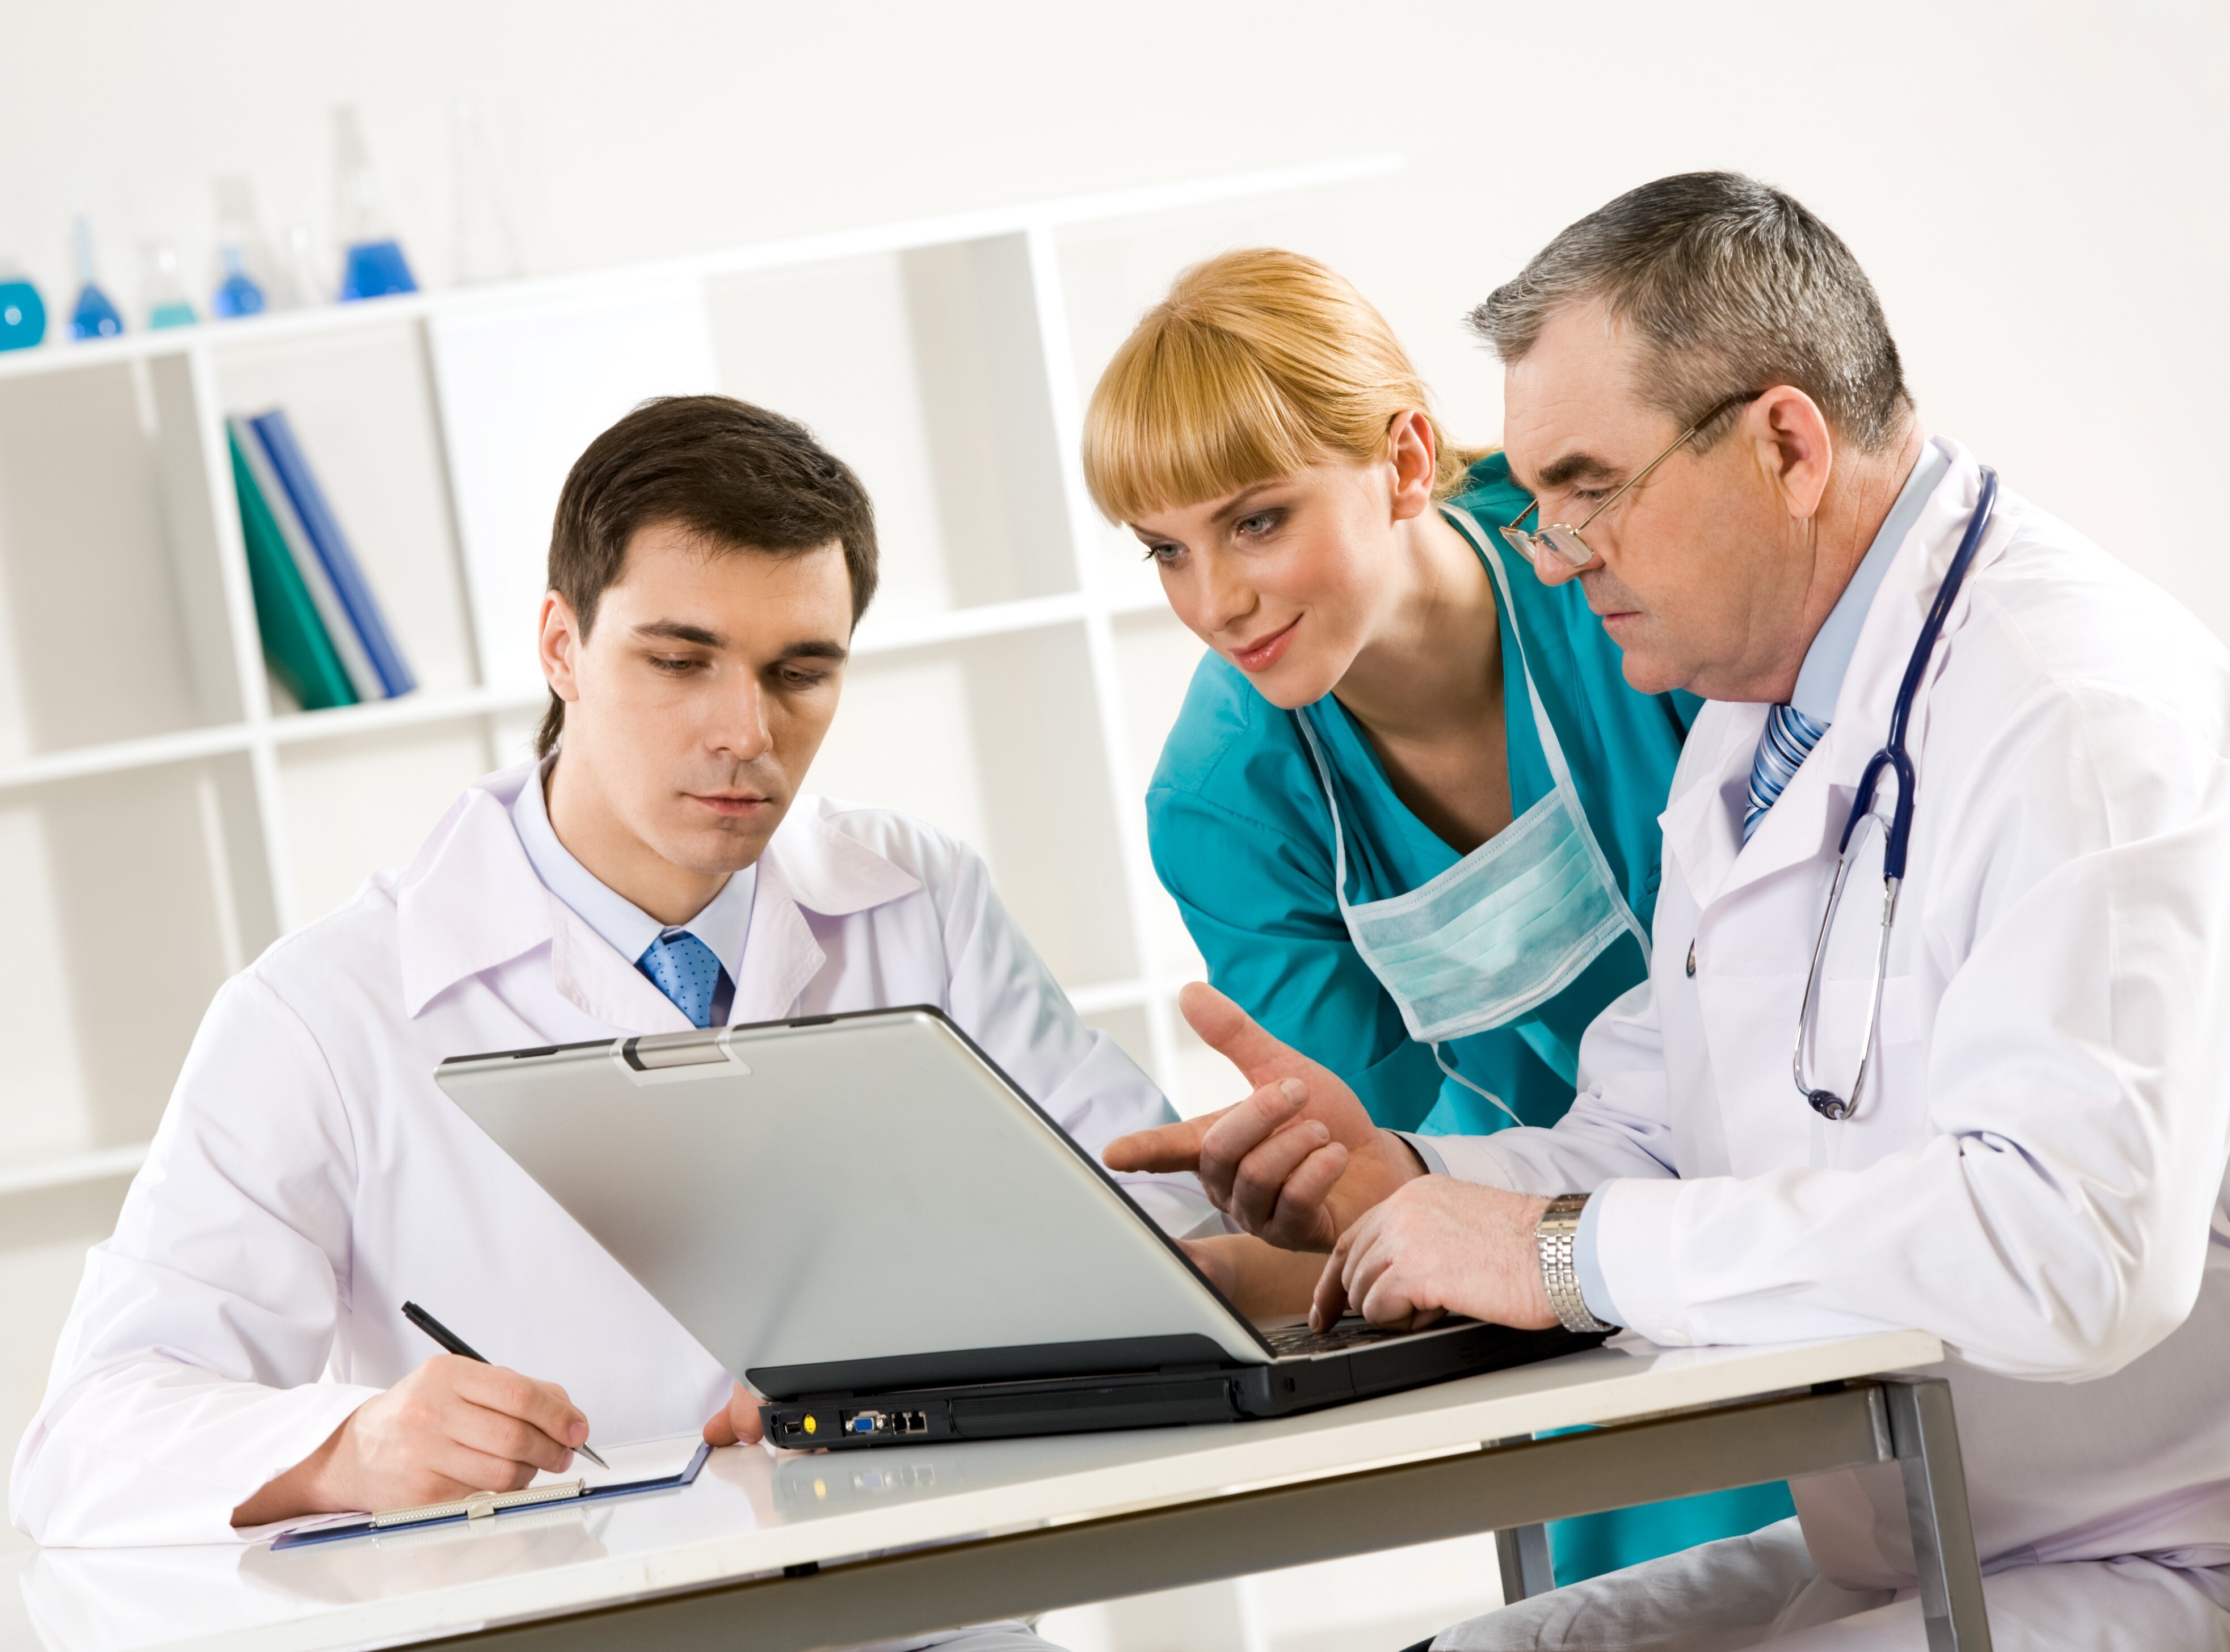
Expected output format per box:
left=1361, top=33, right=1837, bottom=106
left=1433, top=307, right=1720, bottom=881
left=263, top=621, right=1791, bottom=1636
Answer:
left=339, top=237, right=417, bottom=301
left=68, top=218, right=124, bottom=340
left=333, top=107, right=419, bottom=302
left=71, top=283, right=123, bottom=339
left=212, top=246, right=268, bottom=317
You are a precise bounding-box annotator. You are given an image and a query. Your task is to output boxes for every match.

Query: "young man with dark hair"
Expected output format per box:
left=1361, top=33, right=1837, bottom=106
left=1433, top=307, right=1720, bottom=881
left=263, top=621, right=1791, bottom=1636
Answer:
left=11, top=397, right=1214, bottom=1575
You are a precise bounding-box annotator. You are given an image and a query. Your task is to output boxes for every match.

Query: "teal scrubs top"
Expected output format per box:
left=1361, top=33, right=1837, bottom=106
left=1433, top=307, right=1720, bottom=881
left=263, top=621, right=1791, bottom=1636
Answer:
left=1144, top=452, right=1794, bottom=1582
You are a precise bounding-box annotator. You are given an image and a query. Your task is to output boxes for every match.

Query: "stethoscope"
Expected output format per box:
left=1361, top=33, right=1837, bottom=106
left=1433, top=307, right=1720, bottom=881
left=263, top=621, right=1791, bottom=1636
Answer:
left=1793, top=466, right=1998, bottom=1122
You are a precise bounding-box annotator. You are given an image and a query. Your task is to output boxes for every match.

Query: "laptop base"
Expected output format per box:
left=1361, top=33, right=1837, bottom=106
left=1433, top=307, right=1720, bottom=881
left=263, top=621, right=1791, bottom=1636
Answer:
left=762, top=1320, right=1602, bottom=1451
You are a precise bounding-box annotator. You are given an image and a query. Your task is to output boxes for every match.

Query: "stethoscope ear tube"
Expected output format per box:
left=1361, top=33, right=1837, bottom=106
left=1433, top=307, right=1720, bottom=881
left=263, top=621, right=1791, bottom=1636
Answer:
left=1870, top=469, right=2001, bottom=872
left=1798, top=465, right=1998, bottom=1118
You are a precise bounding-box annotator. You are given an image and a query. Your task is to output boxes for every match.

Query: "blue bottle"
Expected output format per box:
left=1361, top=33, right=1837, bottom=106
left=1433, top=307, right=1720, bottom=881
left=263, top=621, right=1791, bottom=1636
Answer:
left=0, top=266, right=45, bottom=351
left=333, top=107, right=419, bottom=301
left=339, top=237, right=416, bottom=301
left=212, top=177, right=296, bottom=315
left=212, top=246, right=268, bottom=318
left=68, top=218, right=124, bottom=340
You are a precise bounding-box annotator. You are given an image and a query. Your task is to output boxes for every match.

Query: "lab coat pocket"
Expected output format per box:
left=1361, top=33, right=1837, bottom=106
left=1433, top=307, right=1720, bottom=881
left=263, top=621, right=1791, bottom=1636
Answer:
left=1808, top=972, right=1930, bottom=1137
left=1808, top=974, right=1926, bottom=1077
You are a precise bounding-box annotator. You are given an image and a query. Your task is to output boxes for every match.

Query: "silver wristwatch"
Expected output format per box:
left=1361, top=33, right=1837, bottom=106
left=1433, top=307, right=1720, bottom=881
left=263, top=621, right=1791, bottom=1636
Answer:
left=1535, top=1193, right=1615, bottom=1334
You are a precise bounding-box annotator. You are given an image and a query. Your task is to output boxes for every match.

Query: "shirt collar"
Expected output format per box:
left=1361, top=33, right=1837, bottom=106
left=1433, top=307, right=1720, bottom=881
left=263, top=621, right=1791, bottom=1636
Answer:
left=1788, top=438, right=1951, bottom=724
left=510, top=755, right=755, bottom=980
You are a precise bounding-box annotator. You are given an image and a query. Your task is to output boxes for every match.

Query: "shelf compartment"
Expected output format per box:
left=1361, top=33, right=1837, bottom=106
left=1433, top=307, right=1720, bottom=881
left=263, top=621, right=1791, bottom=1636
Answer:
left=428, top=280, right=721, bottom=700
left=1051, top=170, right=1404, bottom=593
left=0, top=357, right=245, bottom=761
left=1110, top=608, right=1213, bottom=981
left=1077, top=1002, right=1166, bottom=1099
left=706, top=233, right=1076, bottom=631
left=806, top=621, right=1137, bottom=993
left=0, top=753, right=271, bottom=1171
left=275, top=717, right=501, bottom=929
left=216, top=319, right=481, bottom=709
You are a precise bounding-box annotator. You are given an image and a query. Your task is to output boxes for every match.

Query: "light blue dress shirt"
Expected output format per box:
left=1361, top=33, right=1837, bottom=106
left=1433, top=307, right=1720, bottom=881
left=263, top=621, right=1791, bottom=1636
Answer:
left=510, top=757, right=756, bottom=1006
left=1572, top=439, right=1950, bottom=1326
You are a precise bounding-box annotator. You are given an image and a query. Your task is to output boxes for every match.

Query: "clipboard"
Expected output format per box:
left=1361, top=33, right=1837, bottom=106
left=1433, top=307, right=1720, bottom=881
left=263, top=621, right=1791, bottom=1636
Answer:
left=269, top=1441, right=712, bottom=1549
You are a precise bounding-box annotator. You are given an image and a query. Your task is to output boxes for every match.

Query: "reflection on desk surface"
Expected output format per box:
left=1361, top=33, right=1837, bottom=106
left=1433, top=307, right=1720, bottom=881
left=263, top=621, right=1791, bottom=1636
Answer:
left=240, top=1504, right=620, bottom=1603
left=775, top=1449, right=961, bottom=1512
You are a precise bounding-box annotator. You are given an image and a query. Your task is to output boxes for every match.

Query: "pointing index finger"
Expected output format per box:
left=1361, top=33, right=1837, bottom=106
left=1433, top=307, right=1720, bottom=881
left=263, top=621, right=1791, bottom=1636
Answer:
left=1102, top=1111, right=1218, bottom=1174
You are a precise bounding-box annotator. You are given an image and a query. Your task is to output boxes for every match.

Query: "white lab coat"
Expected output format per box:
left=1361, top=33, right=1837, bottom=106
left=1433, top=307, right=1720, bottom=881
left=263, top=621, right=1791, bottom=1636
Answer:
left=1431, top=444, right=2230, bottom=1607
left=10, top=766, right=1214, bottom=1547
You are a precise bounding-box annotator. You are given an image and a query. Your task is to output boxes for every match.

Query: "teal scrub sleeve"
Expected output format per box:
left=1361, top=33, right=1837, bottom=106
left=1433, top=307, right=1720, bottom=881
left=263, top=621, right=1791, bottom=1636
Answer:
left=1144, top=784, right=1446, bottom=1134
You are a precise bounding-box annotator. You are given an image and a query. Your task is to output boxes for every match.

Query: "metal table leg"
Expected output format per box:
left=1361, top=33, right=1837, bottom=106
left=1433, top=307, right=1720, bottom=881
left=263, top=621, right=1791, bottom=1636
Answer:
left=1494, top=1524, right=1554, bottom=1603
left=1887, top=1380, right=1992, bottom=1651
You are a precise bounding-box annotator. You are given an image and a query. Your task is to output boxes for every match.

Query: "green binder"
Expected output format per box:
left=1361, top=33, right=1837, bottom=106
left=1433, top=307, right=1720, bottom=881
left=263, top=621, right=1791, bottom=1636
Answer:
left=229, top=427, right=357, bottom=711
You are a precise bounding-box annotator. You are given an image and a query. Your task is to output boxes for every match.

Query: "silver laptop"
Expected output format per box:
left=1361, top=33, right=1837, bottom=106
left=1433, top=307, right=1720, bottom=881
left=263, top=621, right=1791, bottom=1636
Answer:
left=437, top=1006, right=1597, bottom=1449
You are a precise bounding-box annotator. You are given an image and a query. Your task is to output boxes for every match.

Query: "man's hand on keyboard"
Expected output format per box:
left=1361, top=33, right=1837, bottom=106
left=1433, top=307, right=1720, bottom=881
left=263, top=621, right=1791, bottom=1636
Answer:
left=1311, top=1179, right=1556, bottom=1333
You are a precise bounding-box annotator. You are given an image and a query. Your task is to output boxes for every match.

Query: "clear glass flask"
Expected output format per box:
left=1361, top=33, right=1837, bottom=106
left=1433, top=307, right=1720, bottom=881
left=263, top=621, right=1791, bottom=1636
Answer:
left=279, top=223, right=327, bottom=311
left=451, top=101, right=524, bottom=285
left=211, top=176, right=281, bottom=315
left=333, top=105, right=419, bottom=301
left=142, top=237, right=198, bottom=328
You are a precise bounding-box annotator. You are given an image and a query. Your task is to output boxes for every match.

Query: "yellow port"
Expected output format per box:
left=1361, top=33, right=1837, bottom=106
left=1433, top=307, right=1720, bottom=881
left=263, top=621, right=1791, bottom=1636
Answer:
left=803, top=1414, right=818, bottom=1435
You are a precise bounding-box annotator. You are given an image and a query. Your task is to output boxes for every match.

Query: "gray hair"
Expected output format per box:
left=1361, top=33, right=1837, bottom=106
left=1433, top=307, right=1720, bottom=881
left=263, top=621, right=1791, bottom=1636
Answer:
left=1469, top=172, right=1913, bottom=453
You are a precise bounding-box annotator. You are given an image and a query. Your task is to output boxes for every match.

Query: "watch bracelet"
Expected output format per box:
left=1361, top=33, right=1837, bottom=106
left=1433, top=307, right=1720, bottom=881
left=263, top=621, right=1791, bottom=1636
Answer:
left=1535, top=1192, right=1615, bottom=1335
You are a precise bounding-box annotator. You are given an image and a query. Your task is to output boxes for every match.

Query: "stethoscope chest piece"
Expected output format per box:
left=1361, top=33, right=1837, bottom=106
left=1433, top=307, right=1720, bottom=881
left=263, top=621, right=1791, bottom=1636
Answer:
left=1808, top=1090, right=1854, bottom=1122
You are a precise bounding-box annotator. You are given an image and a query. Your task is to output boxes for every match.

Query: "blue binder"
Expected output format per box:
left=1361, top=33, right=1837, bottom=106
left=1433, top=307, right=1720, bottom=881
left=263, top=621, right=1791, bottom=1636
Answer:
left=247, top=408, right=418, bottom=698
left=269, top=1442, right=711, bottom=1549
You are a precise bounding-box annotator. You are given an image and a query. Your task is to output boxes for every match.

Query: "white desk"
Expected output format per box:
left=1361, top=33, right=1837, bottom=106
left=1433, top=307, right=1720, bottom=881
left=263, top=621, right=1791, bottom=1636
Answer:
left=1, top=1329, right=1985, bottom=1652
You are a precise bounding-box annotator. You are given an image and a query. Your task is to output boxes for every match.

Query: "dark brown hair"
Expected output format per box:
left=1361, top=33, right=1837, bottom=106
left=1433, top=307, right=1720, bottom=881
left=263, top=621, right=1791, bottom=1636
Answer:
left=536, top=394, right=878, bottom=756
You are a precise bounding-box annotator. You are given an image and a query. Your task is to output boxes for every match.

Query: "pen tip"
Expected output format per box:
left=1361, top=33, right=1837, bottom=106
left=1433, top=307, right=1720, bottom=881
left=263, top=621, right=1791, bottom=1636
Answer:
left=578, top=1443, right=609, bottom=1470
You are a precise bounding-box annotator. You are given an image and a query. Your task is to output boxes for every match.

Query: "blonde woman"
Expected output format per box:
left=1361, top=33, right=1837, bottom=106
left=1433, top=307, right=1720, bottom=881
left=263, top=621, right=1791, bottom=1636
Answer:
left=1082, top=248, right=1790, bottom=1583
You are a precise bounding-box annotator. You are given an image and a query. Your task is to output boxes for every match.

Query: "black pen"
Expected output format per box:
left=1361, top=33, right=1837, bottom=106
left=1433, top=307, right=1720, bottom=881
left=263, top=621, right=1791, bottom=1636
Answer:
left=401, top=1300, right=609, bottom=1470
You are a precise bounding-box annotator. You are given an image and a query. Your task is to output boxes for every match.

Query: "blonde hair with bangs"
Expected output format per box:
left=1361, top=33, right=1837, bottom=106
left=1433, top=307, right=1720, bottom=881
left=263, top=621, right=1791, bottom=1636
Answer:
left=1082, top=248, right=1484, bottom=526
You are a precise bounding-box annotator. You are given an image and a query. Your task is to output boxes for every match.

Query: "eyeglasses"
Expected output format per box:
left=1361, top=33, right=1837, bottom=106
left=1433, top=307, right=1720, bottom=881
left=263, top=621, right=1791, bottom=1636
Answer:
left=1499, top=391, right=1763, bottom=572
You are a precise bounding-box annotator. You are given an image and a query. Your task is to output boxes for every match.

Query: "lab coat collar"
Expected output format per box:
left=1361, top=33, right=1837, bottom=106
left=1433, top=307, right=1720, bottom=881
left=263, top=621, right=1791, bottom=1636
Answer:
left=726, top=798, right=924, bottom=1022
left=1667, top=440, right=2007, bottom=912
left=397, top=765, right=922, bottom=1025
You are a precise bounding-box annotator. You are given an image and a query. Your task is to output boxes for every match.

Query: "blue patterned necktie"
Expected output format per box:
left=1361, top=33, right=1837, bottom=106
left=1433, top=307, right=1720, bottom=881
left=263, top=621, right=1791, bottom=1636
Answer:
left=637, top=930, right=731, bottom=1029
left=1743, top=703, right=1830, bottom=843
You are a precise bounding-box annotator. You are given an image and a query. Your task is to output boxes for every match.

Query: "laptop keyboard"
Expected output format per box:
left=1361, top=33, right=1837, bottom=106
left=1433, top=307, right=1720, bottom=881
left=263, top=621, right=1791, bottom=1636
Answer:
left=1262, top=1317, right=1411, bottom=1356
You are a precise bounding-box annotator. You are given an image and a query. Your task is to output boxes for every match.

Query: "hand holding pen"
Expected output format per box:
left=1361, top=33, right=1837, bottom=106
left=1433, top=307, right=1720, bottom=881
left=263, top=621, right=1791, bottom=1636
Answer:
left=402, top=1300, right=609, bottom=1469
left=232, top=1312, right=603, bottom=1527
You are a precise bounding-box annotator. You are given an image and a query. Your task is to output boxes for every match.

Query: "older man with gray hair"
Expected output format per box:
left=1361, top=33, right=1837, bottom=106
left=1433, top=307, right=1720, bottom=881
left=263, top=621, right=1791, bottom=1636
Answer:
left=1107, top=172, right=2230, bottom=1647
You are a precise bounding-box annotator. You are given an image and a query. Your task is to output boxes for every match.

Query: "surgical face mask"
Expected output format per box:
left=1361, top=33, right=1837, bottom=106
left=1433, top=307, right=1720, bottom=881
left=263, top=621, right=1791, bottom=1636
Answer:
left=1295, top=511, right=1648, bottom=1111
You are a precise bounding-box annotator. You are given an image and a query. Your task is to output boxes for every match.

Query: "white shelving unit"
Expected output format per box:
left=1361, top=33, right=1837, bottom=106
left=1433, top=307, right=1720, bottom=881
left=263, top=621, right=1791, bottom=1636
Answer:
left=0, top=153, right=1400, bottom=1213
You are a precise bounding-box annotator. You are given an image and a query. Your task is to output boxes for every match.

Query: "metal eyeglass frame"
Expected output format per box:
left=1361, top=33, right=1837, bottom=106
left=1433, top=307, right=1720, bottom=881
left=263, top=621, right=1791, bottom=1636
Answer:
left=1500, top=391, right=1763, bottom=571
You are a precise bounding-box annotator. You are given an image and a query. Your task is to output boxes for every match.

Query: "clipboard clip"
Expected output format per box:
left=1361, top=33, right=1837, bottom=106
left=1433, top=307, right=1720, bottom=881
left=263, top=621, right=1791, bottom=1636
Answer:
left=371, top=1478, right=586, bottom=1529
